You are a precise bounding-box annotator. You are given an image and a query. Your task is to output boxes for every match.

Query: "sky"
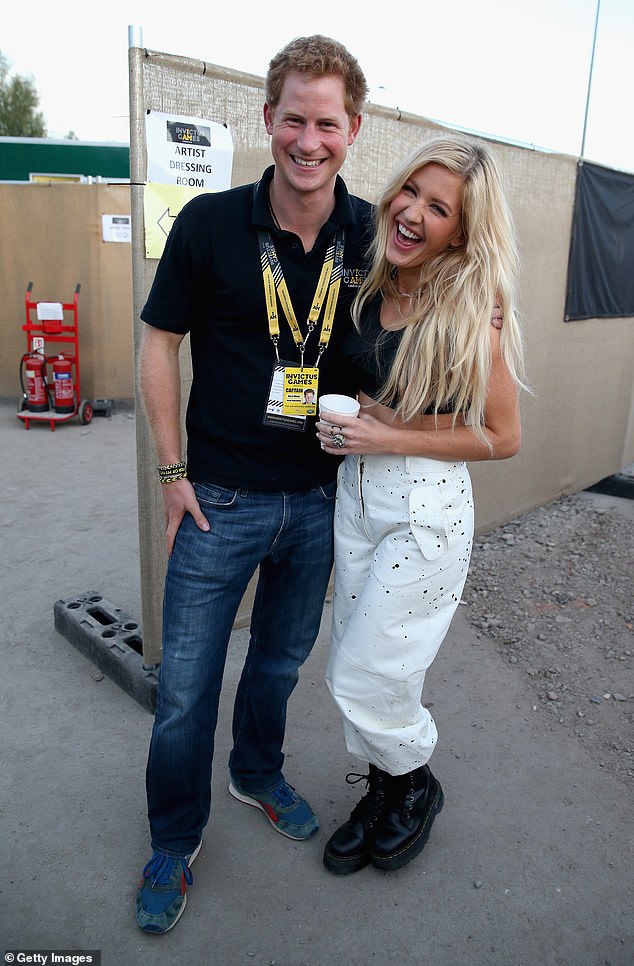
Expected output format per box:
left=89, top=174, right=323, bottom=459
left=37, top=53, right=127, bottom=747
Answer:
left=2, top=0, right=633, bottom=173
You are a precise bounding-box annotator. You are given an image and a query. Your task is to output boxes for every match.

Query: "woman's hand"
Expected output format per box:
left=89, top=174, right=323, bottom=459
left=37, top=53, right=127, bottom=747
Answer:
left=316, top=412, right=389, bottom=456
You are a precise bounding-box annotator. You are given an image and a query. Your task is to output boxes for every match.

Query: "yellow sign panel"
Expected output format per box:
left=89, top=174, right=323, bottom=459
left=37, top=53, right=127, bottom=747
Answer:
left=143, top=183, right=213, bottom=259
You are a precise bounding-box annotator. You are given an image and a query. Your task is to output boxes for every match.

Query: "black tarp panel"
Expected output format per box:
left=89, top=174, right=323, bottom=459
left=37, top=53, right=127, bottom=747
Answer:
left=565, top=161, right=634, bottom=321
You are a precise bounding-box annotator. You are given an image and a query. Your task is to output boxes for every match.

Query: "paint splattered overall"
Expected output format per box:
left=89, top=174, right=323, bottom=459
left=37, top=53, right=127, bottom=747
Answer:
left=326, top=453, right=474, bottom=775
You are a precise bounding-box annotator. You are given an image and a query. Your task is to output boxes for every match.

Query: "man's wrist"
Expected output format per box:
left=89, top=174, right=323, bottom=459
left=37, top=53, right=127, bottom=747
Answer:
left=157, top=460, right=187, bottom=483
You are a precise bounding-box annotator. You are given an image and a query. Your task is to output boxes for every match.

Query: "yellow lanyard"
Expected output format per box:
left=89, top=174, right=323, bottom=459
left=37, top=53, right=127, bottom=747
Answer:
left=258, top=229, right=345, bottom=368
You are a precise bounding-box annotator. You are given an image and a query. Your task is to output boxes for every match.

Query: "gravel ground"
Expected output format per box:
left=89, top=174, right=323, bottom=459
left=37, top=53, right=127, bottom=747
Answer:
left=461, top=489, right=634, bottom=787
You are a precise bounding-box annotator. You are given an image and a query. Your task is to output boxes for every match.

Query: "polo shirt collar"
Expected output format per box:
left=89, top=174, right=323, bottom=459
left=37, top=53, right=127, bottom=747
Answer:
left=252, top=165, right=355, bottom=236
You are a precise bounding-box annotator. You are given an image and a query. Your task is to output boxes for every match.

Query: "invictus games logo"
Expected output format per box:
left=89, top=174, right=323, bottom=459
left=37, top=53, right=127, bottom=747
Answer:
left=166, top=122, right=211, bottom=146
left=343, top=267, right=368, bottom=288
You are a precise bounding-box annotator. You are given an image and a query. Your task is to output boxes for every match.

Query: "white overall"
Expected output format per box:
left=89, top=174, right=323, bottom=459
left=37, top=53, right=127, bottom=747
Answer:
left=326, top=453, right=474, bottom=775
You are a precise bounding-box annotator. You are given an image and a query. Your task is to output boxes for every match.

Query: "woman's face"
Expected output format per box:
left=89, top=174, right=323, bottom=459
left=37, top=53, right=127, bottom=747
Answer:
left=385, top=163, right=465, bottom=277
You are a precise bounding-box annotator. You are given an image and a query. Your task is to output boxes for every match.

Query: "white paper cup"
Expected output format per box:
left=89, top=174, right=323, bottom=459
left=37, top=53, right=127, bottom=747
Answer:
left=318, top=393, right=360, bottom=421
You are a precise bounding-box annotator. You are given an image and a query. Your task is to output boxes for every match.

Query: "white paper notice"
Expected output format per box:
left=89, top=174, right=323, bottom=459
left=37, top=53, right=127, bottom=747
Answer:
left=145, top=111, right=233, bottom=189
left=102, top=214, right=131, bottom=243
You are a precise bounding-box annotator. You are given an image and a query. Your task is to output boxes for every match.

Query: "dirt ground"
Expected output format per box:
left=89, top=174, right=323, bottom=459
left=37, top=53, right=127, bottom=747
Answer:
left=3, top=405, right=633, bottom=965
left=462, top=489, right=634, bottom=787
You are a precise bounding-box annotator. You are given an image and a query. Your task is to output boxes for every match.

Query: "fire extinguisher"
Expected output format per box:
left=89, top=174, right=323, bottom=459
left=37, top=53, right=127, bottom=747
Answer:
left=50, top=353, right=75, bottom=414
left=20, top=351, right=49, bottom=412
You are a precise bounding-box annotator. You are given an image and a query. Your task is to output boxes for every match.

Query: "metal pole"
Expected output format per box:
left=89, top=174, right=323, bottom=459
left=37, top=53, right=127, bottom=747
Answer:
left=128, top=25, right=144, bottom=49
left=580, top=0, right=601, bottom=158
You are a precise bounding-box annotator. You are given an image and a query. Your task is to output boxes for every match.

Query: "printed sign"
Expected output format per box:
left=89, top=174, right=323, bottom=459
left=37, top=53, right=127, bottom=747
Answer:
left=146, top=111, right=233, bottom=190
left=143, top=111, right=233, bottom=259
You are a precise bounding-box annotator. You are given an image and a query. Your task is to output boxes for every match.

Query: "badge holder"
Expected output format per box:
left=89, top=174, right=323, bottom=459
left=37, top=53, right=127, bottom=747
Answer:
left=263, top=361, right=319, bottom=431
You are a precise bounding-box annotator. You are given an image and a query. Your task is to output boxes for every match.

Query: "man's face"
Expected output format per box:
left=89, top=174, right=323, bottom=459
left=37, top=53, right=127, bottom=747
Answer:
left=264, top=71, right=361, bottom=199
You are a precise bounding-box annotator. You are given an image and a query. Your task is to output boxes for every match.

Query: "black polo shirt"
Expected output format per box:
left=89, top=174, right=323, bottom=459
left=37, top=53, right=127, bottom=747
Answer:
left=141, top=165, right=373, bottom=491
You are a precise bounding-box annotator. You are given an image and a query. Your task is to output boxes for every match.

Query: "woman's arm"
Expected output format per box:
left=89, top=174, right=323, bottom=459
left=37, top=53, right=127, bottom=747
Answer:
left=318, top=327, right=521, bottom=462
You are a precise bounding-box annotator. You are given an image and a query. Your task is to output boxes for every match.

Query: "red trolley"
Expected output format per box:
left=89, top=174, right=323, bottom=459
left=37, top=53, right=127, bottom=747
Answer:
left=18, top=282, right=93, bottom=431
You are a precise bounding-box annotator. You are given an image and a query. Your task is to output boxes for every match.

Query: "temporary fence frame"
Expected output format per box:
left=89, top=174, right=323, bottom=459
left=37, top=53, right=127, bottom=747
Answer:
left=128, top=44, right=634, bottom=664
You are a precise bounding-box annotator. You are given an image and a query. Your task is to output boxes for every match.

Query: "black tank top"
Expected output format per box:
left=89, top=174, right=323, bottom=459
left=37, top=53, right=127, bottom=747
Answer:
left=343, top=295, right=459, bottom=415
left=342, top=296, right=402, bottom=401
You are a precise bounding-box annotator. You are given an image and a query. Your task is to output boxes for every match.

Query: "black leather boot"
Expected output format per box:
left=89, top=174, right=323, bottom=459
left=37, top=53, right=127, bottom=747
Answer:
left=323, top=765, right=388, bottom=875
left=370, top=764, right=444, bottom=872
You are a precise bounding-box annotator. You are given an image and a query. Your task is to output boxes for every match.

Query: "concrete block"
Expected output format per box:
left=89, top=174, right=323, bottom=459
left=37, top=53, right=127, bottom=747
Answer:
left=54, top=592, right=157, bottom=713
left=91, top=398, right=113, bottom=417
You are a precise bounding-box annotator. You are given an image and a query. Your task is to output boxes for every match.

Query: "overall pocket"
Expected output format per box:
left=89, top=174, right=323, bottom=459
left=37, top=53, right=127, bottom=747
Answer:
left=408, top=484, right=450, bottom=560
left=409, top=477, right=473, bottom=560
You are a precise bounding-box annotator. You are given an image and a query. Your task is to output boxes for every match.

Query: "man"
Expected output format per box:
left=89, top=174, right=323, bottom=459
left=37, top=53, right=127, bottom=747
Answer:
left=135, top=35, right=372, bottom=934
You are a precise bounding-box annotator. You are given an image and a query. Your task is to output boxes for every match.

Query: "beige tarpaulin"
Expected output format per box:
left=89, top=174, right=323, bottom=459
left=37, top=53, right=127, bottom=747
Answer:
left=127, top=46, right=634, bottom=664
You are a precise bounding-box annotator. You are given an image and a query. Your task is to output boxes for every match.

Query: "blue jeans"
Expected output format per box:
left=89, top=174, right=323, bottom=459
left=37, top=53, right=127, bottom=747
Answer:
left=146, top=479, right=336, bottom=856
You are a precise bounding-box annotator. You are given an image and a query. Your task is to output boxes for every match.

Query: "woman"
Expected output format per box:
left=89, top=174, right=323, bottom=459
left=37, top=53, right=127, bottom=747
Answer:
left=316, top=133, right=526, bottom=875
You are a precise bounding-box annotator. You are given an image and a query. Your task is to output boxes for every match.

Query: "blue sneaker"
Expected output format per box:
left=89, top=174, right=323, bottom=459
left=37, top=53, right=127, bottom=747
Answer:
left=229, top=778, right=319, bottom=840
left=135, top=840, right=202, bottom=934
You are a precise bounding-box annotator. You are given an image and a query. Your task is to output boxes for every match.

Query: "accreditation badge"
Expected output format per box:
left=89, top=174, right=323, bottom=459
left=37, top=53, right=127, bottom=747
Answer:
left=282, top=366, right=319, bottom=416
left=263, top=361, right=318, bottom=431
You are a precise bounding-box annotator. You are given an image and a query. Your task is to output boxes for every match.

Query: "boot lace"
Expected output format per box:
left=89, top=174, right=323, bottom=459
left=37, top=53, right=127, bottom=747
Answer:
left=346, top=770, right=386, bottom=828
left=401, top=783, right=416, bottom=819
left=395, top=771, right=426, bottom=821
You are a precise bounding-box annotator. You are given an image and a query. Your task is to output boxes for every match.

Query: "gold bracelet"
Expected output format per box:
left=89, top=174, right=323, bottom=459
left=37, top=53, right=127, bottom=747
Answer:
left=159, top=471, right=187, bottom=484
left=157, top=461, right=187, bottom=483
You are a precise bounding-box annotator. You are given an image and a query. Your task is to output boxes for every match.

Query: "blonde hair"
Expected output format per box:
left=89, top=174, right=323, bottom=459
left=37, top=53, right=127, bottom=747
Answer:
left=353, top=133, right=525, bottom=446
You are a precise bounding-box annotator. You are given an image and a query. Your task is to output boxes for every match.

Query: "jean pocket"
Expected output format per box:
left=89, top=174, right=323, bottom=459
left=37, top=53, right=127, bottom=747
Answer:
left=317, top=479, right=337, bottom=501
left=192, top=481, right=239, bottom=508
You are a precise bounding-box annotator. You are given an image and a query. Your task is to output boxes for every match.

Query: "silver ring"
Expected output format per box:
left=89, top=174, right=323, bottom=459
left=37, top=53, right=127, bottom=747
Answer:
left=329, top=424, right=343, bottom=437
left=332, top=433, right=346, bottom=448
